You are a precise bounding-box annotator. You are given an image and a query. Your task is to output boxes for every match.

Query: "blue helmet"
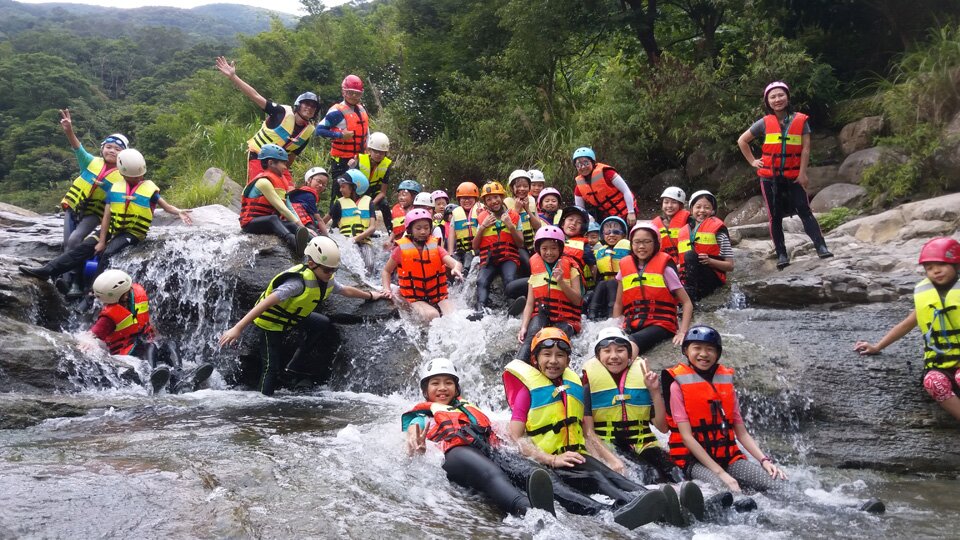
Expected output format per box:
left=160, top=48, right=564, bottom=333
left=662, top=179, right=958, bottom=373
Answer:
left=294, top=91, right=319, bottom=108
left=258, top=144, right=288, bottom=161
left=572, top=146, right=596, bottom=163
left=682, top=325, right=723, bottom=356
left=587, top=221, right=601, bottom=234
left=600, top=216, right=628, bottom=234
left=340, top=169, right=370, bottom=196
left=396, top=179, right=422, bottom=194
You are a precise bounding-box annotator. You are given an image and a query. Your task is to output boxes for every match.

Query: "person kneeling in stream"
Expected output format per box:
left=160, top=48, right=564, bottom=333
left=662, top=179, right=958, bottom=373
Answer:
left=503, top=327, right=669, bottom=530
left=218, top=236, right=390, bottom=396
left=402, top=358, right=556, bottom=517
left=89, top=269, right=213, bottom=394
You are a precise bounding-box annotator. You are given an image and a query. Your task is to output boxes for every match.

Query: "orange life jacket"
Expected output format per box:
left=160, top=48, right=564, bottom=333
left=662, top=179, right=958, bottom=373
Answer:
left=330, top=102, right=369, bottom=159
left=652, top=210, right=692, bottom=264
left=391, top=203, right=407, bottom=240
left=665, top=363, right=744, bottom=470
left=239, top=169, right=291, bottom=227
left=677, top=217, right=727, bottom=284
left=100, top=283, right=152, bottom=355
left=758, top=113, right=808, bottom=179
left=290, top=185, right=320, bottom=226
left=397, top=235, right=448, bottom=304
left=574, top=162, right=633, bottom=218
left=619, top=252, right=679, bottom=334
left=529, top=254, right=582, bottom=333
left=401, top=400, right=497, bottom=454
left=476, top=209, right=520, bottom=266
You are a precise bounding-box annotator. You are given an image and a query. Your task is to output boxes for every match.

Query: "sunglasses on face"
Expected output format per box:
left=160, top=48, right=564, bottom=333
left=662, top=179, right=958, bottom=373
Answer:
left=604, top=228, right=625, bottom=235
left=537, top=339, right=571, bottom=353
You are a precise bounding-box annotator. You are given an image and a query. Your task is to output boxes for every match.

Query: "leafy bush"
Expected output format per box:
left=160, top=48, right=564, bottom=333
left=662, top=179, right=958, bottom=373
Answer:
left=817, top=206, right=856, bottom=232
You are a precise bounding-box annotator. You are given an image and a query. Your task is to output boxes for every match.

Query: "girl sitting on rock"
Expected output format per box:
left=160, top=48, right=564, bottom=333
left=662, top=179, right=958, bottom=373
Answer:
left=676, top=190, right=734, bottom=302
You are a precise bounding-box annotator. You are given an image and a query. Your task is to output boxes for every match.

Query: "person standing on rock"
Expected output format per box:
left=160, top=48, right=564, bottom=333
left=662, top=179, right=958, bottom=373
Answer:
left=347, top=131, right=393, bottom=232
left=571, top=147, right=638, bottom=226
left=215, top=56, right=318, bottom=185
left=854, top=237, right=960, bottom=422
left=736, top=81, right=832, bottom=270
left=316, top=75, right=369, bottom=213
left=218, top=236, right=390, bottom=396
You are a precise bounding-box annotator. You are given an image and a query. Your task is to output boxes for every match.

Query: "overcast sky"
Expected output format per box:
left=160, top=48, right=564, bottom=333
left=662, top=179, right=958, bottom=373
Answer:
left=16, top=0, right=353, bottom=17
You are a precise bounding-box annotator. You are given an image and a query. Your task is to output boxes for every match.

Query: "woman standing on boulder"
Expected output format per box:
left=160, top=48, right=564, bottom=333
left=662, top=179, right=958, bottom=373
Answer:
left=737, top=81, right=832, bottom=270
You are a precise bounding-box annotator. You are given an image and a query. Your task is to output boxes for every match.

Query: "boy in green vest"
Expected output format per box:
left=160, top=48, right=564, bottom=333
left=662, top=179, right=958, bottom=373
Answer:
left=348, top=131, right=393, bottom=232
left=329, top=170, right=377, bottom=272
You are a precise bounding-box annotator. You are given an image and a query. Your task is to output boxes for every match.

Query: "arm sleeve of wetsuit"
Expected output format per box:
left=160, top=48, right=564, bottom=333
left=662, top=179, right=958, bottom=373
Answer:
left=74, top=145, right=95, bottom=170
left=582, top=380, right=592, bottom=416
left=315, top=107, right=346, bottom=138
left=90, top=315, right=116, bottom=341
left=749, top=118, right=765, bottom=138
left=606, top=171, right=635, bottom=211
left=717, top=231, right=734, bottom=259
left=574, top=194, right=585, bottom=208
left=328, top=279, right=343, bottom=295
left=255, top=178, right=299, bottom=223
left=582, top=245, right=596, bottom=266
left=669, top=381, right=689, bottom=423
left=731, top=389, right=744, bottom=425
left=271, top=277, right=306, bottom=301
left=262, top=101, right=286, bottom=128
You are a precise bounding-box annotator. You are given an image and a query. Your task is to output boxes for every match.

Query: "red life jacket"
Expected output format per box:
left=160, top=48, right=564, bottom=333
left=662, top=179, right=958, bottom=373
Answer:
left=619, top=252, right=679, bottom=334
left=239, top=169, right=291, bottom=227
left=758, top=113, right=808, bottom=179
left=100, top=283, right=153, bottom=355
left=529, top=254, right=582, bottom=333
left=677, top=217, right=727, bottom=284
left=391, top=203, right=407, bottom=240
left=651, top=210, right=691, bottom=264
left=574, top=162, right=634, bottom=218
left=330, top=102, right=369, bottom=159
left=476, top=209, right=520, bottom=266
left=401, top=400, right=497, bottom=453
left=290, top=185, right=319, bottom=226
left=396, top=236, right=449, bottom=304
left=664, top=363, right=744, bottom=470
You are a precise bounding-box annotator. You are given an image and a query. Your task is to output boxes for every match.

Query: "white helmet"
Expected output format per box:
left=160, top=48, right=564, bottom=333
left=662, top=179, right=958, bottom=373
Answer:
left=527, top=169, right=546, bottom=184
left=93, top=269, right=133, bottom=304
left=508, top=169, right=530, bottom=186
left=660, top=186, right=686, bottom=205
left=413, top=192, right=434, bottom=208
left=101, top=133, right=129, bottom=149
left=116, top=149, right=147, bottom=177
left=304, top=167, right=328, bottom=183
left=688, top=189, right=717, bottom=209
left=368, top=131, right=390, bottom=152
left=304, top=236, right=340, bottom=269
left=593, top=327, right=633, bottom=357
left=419, top=358, right=460, bottom=394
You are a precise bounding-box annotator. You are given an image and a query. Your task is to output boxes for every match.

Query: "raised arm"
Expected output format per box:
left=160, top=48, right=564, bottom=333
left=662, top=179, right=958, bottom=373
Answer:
left=215, top=56, right=267, bottom=110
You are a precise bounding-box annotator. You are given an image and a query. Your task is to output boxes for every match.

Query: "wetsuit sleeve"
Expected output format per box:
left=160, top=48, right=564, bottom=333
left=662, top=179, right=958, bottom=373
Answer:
left=90, top=315, right=116, bottom=341
left=669, top=381, right=689, bottom=423
left=329, top=279, right=343, bottom=295
left=664, top=266, right=683, bottom=292
left=262, top=101, right=286, bottom=129
left=255, top=177, right=300, bottom=223
left=582, top=245, right=596, bottom=266
left=604, top=169, right=635, bottom=212
left=74, top=145, right=95, bottom=170
left=315, top=106, right=346, bottom=138
left=271, top=277, right=306, bottom=301
left=749, top=118, right=765, bottom=138
left=582, top=380, right=592, bottom=417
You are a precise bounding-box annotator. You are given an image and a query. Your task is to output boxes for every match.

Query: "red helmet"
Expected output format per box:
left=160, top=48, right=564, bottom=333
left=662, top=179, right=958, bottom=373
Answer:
left=918, top=237, right=960, bottom=264
left=342, top=74, right=364, bottom=92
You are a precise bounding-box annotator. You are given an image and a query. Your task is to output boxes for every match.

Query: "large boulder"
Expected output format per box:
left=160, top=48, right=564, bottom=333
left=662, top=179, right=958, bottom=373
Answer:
left=809, top=183, right=866, bottom=213
left=648, top=169, right=686, bottom=193
left=838, top=146, right=907, bottom=184
left=0, top=202, right=40, bottom=218
left=838, top=116, right=884, bottom=155
left=810, top=132, right=843, bottom=165
left=833, top=192, right=960, bottom=243
left=805, top=165, right=841, bottom=195
left=203, top=167, right=243, bottom=214
left=724, top=195, right=766, bottom=226
left=931, top=111, right=960, bottom=191
left=684, top=149, right=713, bottom=179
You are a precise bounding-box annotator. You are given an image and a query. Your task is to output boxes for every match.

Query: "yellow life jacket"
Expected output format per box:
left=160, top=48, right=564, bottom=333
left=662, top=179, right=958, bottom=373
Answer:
left=108, top=180, right=160, bottom=241
left=246, top=104, right=314, bottom=156
left=338, top=195, right=372, bottom=243
left=61, top=157, right=123, bottom=218
left=357, top=154, right=392, bottom=194
left=505, top=195, right=537, bottom=250
left=595, top=238, right=631, bottom=281
left=451, top=205, right=480, bottom=253
left=254, top=264, right=332, bottom=332
left=583, top=357, right=657, bottom=452
left=914, top=278, right=960, bottom=370
left=503, top=359, right=586, bottom=455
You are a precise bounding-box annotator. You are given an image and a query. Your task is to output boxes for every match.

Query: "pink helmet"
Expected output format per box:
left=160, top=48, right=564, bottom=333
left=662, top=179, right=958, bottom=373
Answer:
left=342, top=74, right=364, bottom=92
left=537, top=187, right=561, bottom=207
left=763, top=81, right=790, bottom=99
left=534, top=225, right=566, bottom=250
left=431, top=190, right=449, bottom=202
left=918, top=237, right=960, bottom=264
left=629, top=221, right=660, bottom=250
left=404, top=208, right=433, bottom=231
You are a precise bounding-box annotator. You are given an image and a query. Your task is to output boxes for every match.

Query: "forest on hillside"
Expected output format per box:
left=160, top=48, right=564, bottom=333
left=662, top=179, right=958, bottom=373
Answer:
left=1, top=0, right=958, bottom=213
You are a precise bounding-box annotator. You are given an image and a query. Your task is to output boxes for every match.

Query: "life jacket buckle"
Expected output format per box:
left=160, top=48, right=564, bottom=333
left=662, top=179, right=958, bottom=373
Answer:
left=552, top=384, right=568, bottom=398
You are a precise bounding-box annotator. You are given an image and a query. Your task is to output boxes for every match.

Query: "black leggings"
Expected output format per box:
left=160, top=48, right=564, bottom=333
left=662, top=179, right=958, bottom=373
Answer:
left=516, top=310, right=576, bottom=362
left=257, top=312, right=333, bottom=396
left=549, top=454, right=647, bottom=515
left=682, top=251, right=724, bottom=302
left=373, top=197, right=392, bottom=232
left=586, top=279, right=617, bottom=318
left=760, top=177, right=826, bottom=256
left=443, top=445, right=533, bottom=515
left=42, top=232, right=140, bottom=281
left=242, top=215, right=300, bottom=251
left=504, top=277, right=528, bottom=300
left=517, top=248, right=531, bottom=277
left=326, top=157, right=351, bottom=214
left=476, top=260, right=518, bottom=309
left=628, top=325, right=673, bottom=355
left=619, top=445, right=684, bottom=484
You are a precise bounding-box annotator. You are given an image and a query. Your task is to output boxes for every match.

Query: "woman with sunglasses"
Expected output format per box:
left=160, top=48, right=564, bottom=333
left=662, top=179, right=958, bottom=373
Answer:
left=586, top=216, right=631, bottom=319
left=612, top=222, right=694, bottom=355
left=502, top=328, right=669, bottom=530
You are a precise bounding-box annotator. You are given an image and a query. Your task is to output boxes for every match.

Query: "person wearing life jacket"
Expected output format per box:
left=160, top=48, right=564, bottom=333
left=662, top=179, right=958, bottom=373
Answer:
left=514, top=225, right=583, bottom=360
left=737, top=81, right=832, bottom=270
left=56, top=108, right=128, bottom=296
left=389, top=179, right=421, bottom=246
left=20, top=149, right=192, bottom=287
left=382, top=208, right=463, bottom=323
left=448, top=182, right=482, bottom=272
left=215, top=56, right=317, bottom=185
left=288, top=167, right=330, bottom=235
left=88, top=269, right=214, bottom=394
left=651, top=187, right=693, bottom=269
left=571, top=147, right=637, bottom=225
left=586, top=221, right=601, bottom=250
left=505, top=169, right=543, bottom=276
left=677, top=190, right=734, bottom=302
left=536, top=187, right=563, bottom=226
left=662, top=325, right=787, bottom=493
left=239, top=144, right=313, bottom=256
left=330, top=169, right=377, bottom=272
left=559, top=205, right=597, bottom=292
left=585, top=217, right=630, bottom=321
left=317, top=74, right=369, bottom=211
left=347, top=131, right=393, bottom=231
left=219, top=236, right=389, bottom=395
left=402, top=358, right=556, bottom=517
left=612, top=222, right=694, bottom=355
left=472, top=182, right=524, bottom=318
left=854, top=237, right=960, bottom=423
left=503, top=327, right=668, bottom=528
left=528, top=169, right=546, bottom=206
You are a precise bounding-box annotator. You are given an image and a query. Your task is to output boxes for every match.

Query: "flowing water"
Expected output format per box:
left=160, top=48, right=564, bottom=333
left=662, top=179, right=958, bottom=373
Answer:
left=1, top=215, right=958, bottom=539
